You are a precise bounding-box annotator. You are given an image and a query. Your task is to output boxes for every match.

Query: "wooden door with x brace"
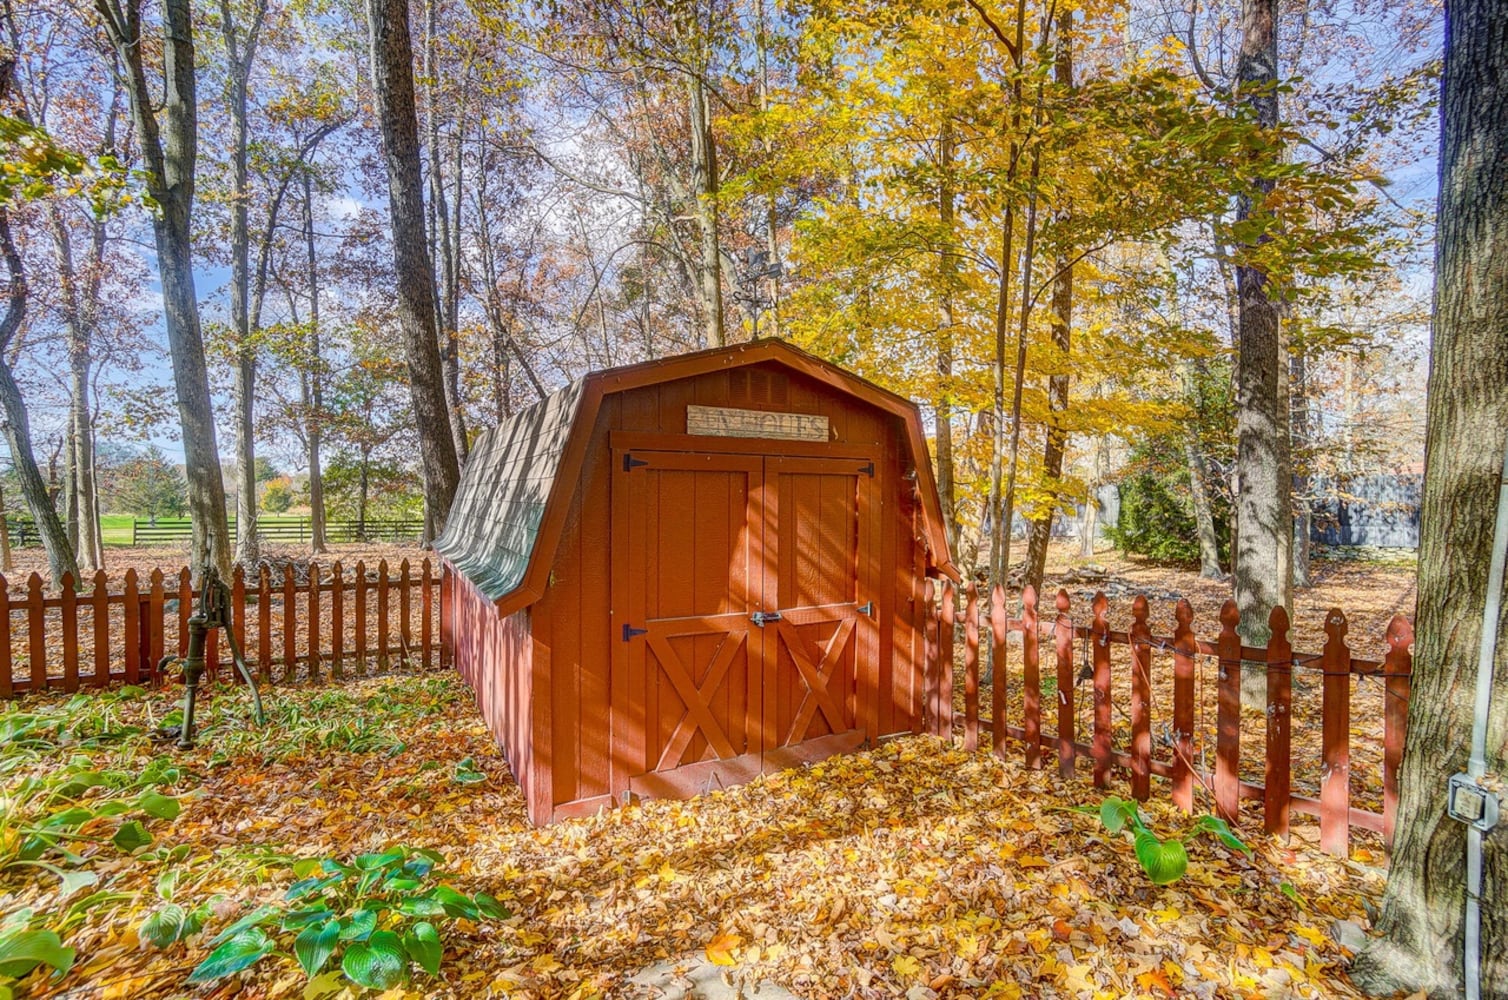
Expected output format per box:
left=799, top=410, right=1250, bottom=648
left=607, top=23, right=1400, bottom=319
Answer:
left=611, top=446, right=877, bottom=802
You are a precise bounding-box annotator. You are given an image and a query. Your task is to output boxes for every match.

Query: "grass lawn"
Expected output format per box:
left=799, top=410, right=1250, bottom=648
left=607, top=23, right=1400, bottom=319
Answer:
left=1, top=673, right=1385, bottom=999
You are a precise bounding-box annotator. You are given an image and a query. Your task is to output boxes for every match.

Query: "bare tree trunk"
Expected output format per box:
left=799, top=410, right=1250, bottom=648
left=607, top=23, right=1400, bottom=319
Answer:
left=687, top=70, right=724, bottom=348
left=222, top=0, right=265, bottom=567
left=366, top=0, right=461, bottom=536
left=302, top=172, right=327, bottom=554
left=96, top=0, right=231, bottom=580
left=0, top=207, right=77, bottom=585
left=1289, top=347, right=1312, bottom=588
left=1355, top=4, right=1508, bottom=995
left=936, top=119, right=958, bottom=554
left=1232, top=0, right=1290, bottom=703
left=0, top=480, right=11, bottom=573
left=1185, top=436, right=1224, bottom=578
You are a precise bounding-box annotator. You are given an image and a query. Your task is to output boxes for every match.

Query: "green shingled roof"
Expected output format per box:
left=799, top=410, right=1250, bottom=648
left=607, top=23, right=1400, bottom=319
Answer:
left=433, top=379, right=586, bottom=602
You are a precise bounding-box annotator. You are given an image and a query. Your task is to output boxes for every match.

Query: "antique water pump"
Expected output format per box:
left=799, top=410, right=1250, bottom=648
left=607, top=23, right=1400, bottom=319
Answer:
left=158, top=565, right=266, bottom=749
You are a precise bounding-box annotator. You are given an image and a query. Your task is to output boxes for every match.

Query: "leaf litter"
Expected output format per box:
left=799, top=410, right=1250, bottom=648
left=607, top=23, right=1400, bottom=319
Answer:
left=1, top=672, right=1389, bottom=999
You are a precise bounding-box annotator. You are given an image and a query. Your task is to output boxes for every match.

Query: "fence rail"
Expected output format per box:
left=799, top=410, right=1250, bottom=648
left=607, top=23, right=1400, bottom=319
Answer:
left=3, top=517, right=424, bottom=549
left=924, top=581, right=1412, bottom=857
left=1, top=559, right=438, bottom=697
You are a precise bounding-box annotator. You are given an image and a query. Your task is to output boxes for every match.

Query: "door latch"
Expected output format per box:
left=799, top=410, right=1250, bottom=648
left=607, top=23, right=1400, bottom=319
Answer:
left=749, top=611, right=783, bottom=627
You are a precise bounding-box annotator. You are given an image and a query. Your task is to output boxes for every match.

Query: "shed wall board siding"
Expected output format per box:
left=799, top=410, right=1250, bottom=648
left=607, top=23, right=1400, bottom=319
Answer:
left=532, top=364, right=929, bottom=817
left=449, top=567, right=542, bottom=821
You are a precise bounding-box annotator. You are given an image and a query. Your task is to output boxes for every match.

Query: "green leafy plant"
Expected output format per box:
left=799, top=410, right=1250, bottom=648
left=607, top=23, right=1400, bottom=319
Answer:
left=0, top=910, right=75, bottom=1000
left=1084, top=796, right=1250, bottom=885
left=183, top=847, right=508, bottom=991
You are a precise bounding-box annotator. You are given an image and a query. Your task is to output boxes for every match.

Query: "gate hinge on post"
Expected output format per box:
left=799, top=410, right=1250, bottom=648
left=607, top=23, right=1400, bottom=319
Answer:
left=857, top=601, right=874, bottom=618
left=858, top=461, right=875, bottom=477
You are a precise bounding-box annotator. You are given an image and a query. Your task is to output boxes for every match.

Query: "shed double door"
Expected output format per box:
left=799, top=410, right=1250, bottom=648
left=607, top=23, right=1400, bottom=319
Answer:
left=611, top=445, right=877, bottom=800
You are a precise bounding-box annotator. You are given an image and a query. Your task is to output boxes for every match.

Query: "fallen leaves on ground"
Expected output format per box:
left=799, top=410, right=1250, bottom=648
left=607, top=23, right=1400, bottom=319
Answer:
left=3, top=672, right=1390, bottom=999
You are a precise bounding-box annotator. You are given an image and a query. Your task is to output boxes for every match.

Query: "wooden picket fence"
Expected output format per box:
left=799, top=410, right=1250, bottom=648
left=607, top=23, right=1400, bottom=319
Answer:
left=0, top=559, right=439, bottom=698
left=921, top=581, right=1413, bottom=857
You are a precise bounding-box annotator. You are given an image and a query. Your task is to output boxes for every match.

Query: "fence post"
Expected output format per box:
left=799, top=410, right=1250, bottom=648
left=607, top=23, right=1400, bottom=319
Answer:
left=938, top=580, right=955, bottom=740
left=377, top=559, right=391, bottom=672
left=232, top=567, right=246, bottom=681
left=437, top=560, right=449, bottom=671
left=1023, top=585, right=1041, bottom=770
left=1129, top=595, right=1152, bottom=801
left=176, top=569, right=191, bottom=659
left=1055, top=589, right=1075, bottom=780
left=922, top=579, right=937, bottom=734
left=963, top=583, right=979, bottom=752
left=1383, top=614, right=1413, bottom=848
left=989, top=584, right=1008, bottom=759
left=148, top=569, right=165, bottom=682
left=122, top=569, right=140, bottom=685
left=1171, top=599, right=1196, bottom=813
left=282, top=566, right=296, bottom=683
left=399, top=559, right=412, bottom=667
left=1215, top=600, right=1241, bottom=825
left=1091, top=591, right=1112, bottom=789
left=1320, top=609, right=1351, bottom=857
left=1265, top=605, right=1293, bottom=840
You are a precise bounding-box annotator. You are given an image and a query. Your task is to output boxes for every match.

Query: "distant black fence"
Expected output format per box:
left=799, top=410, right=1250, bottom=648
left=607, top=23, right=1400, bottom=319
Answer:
left=4, top=517, right=424, bottom=548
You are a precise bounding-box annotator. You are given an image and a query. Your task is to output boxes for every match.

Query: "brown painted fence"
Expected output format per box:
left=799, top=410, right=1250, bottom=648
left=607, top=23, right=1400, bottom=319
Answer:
left=921, top=581, right=1413, bottom=857
left=0, top=559, right=439, bottom=697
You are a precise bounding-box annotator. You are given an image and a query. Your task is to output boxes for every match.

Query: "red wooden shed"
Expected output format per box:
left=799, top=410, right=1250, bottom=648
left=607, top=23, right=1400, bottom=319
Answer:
left=436, top=340, right=957, bottom=825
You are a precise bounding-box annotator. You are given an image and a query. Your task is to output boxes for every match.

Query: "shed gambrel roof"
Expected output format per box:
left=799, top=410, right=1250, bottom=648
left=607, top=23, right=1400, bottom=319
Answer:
left=438, top=339, right=958, bottom=617
left=432, top=379, right=586, bottom=600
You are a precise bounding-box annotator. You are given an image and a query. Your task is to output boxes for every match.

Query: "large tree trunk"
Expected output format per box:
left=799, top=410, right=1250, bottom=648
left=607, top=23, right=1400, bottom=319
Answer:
left=0, top=208, right=77, bottom=585
left=302, top=173, right=327, bottom=554
left=97, top=0, right=230, bottom=580
left=1232, top=0, right=1290, bottom=703
left=686, top=70, right=724, bottom=348
left=366, top=0, right=460, bottom=537
left=422, top=0, right=467, bottom=463
left=1352, top=3, right=1508, bottom=995
left=1185, top=436, right=1224, bottom=578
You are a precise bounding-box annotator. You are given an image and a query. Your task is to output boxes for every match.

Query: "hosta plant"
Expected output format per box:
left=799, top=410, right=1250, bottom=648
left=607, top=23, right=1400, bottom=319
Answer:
left=0, top=910, right=74, bottom=1000
left=1087, top=796, right=1250, bottom=885
left=182, top=846, right=508, bottom=991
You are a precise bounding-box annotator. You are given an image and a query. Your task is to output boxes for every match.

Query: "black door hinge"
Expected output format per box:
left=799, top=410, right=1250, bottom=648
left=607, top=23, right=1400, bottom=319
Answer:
left=857, top=601, right=874, bottom=618
left=623, top=453, right=649, bottom=472
left=858, top=461, right=875, bottom=477
left=622, top=624, right=648, bottom=642
left=750, top=610, right=783, bottom=627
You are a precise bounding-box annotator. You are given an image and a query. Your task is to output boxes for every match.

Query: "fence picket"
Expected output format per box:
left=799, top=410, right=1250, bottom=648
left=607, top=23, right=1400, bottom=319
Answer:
left=989, top=584, right=1008, bottom=759
left=148, top=569, right=164, bottom=680
left=92, top=570, right=109, bottom=687
left=377, top=559, right=391, bottom=671
left=1320, top=609, right=1351, bottom=856
left=1171, top=600, right=1196, bottom=813
left=331, top=561, right=344, bottom=680
left=1091, top=592, right=1111, bottom=789
left=1129, top=595, right=1152, bottom=801
left=1382, top=615, right=1413, bottom=847
left=1022, top=585, right=1041, bottom=770
left=123, top=569, right=140, bottom=684
left=258, top=567, right=272, bottom=683
left=1054, top=589, right=1074, bottom=780
left=60, top=574, right=79, bottom=692
left=282, top=566, right=296, bottom=683
left=0, top=577, right=11, bottom=699
left=177, top=569, right=191, bottom=659
left=939, top=581, right=955, bottom=740
left=399, top=559, right=412, bottom=666
left=28, top=574, right=45, bottom=691
left=1265, top=606, right=1293, bottom=839
left=355, top=561, right=368, bottom=677
left=307, top=563, right=321, bottom=683
left=963, top=583, right=979, bottom=752
left=922, top=579, right=937, bottom=734
left=1215, top=600, right=1242, bottom=825
left=422, top=559, right=433, bottom=672
left=232, top=567, right=246, bottom=679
